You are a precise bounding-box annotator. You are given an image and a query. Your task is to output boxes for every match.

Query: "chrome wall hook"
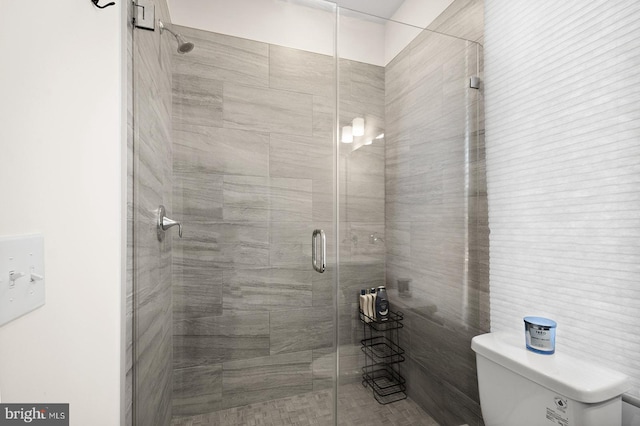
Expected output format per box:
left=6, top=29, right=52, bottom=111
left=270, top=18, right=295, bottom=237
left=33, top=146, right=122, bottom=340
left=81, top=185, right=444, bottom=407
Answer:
left=157, top=205, right=182, bottom=241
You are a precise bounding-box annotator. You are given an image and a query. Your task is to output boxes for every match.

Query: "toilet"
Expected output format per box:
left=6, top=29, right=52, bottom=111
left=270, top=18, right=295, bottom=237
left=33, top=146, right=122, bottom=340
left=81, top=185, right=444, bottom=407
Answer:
left=471, top=332, right=630, bottom=426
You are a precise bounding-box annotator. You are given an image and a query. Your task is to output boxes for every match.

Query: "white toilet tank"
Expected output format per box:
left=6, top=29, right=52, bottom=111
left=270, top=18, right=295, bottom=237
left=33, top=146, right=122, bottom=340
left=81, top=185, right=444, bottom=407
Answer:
left=471, top=332, right=630, bottom=426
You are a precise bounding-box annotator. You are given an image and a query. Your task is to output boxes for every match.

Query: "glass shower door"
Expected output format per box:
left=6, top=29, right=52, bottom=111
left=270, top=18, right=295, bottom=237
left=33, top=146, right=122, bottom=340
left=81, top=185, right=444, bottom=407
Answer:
left=334, top=6, right=404, bottom=413
left=132, top=1, right=485, bottom=424
left=335, top=6, right=486, bottom=425
left=168, top=0, right=338, bottom=423
left=132, top=0, right=339, bottom=423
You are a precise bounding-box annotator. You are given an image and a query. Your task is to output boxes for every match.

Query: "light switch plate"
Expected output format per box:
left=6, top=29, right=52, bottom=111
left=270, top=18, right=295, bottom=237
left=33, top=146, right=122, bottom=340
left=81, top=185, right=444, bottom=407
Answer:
left=0, top=234, right=45, bottom=327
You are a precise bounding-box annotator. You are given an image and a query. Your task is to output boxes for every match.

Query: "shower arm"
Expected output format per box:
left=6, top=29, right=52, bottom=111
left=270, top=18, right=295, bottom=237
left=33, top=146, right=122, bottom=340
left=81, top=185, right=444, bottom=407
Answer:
left=158, top=20, right=177, bottom=38
left=157, top=20, right=195, bottom=54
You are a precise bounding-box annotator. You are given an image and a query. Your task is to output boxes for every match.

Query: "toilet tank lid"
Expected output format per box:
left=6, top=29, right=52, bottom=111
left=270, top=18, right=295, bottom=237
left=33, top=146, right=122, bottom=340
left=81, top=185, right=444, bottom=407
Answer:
left=471, top=332, right=630, bottom=404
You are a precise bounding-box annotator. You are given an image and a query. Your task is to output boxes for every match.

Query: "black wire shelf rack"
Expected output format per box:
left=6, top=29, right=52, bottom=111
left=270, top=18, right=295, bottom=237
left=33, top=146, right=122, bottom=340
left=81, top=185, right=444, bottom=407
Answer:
left=359, top=308, right=406, bottom=404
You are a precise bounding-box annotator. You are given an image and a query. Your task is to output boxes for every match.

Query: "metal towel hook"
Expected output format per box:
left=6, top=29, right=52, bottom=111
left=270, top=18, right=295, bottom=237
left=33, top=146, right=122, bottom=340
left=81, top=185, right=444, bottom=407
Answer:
left=91, top=0, right=115, bottom=9
left=157, top=205, right=182, bottom=241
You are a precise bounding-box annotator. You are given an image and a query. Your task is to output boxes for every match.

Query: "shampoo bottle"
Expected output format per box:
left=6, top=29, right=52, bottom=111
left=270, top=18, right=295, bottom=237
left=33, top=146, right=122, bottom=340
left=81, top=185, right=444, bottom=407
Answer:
left=370, top=288, right=377, bottom=321
left=359, top=289, right=370, bottom=322
left=365, top=289, right=374, bottom=321
left=375, top=286, right=389, bottom=321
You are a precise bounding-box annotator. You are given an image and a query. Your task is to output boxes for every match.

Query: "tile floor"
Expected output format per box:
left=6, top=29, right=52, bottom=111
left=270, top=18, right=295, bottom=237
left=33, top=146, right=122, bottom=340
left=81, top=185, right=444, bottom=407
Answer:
left=171, top=382, right=439, bottom=426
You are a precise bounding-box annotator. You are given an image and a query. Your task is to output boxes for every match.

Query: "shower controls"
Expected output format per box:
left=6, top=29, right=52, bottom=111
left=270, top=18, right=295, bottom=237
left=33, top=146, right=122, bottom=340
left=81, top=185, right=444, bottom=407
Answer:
left=0, top=234, right=45, bottom=327
left=157, top=205, right=183, bottom=241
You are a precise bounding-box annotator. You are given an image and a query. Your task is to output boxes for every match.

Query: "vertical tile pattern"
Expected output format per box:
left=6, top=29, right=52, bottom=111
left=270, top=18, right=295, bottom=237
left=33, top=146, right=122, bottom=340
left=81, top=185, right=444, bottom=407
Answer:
left=384, top=1, right=487, bottom=425
left=486, top=0, right=640, bottom=399
left=130, top=1, right=174, bottom=425
left=170, top=27, right=344, bottom=416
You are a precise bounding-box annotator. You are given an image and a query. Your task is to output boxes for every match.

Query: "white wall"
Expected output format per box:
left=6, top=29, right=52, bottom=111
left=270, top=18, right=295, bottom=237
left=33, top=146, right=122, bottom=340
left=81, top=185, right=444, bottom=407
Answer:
left=0, top=1, right=124, bottom=424
left=485, top=0, right=640, bottom=397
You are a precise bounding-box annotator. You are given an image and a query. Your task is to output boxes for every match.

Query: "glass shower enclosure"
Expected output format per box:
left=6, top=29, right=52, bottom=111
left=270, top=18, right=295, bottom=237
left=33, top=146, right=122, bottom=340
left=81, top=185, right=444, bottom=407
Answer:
left=131, top=0, right=485, bottom=425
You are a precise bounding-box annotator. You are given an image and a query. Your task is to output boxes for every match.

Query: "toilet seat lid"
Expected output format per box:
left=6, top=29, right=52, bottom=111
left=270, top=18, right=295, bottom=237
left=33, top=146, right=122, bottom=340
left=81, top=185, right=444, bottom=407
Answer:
left=471, top=332, right=630, bottom=403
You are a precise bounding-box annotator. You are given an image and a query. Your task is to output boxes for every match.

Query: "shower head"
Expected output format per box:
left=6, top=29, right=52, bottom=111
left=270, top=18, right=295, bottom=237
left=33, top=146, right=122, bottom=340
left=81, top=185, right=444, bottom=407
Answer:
left=175, top=34, right=195, bottom=54
left=158, top=20, right=194, bottom=54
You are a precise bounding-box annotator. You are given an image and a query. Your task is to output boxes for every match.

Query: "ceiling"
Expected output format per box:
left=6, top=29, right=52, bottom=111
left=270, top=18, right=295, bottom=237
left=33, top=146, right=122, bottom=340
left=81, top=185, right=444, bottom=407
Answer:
left=333, top=0, right=406, bottom=19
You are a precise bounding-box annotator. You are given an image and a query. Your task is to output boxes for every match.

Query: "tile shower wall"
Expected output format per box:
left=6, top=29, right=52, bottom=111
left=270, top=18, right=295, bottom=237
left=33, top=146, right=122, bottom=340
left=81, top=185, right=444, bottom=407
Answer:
left=171, top=25, right=386, bottom=416
left=485, top=0, right=640, bottom=397
left=127, top=1, right=174, bottom=425
left=384, top=1, right=487, bottom=425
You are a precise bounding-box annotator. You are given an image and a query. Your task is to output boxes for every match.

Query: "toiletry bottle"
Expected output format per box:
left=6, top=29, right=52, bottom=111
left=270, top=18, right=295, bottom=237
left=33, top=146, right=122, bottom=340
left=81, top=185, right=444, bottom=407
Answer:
left=359, top=289, right=370, bottom=322
left=366, top=289, right=375, bottom=321
left=375, top=286, right=389, bottom=321
left=370, top=287, right=377, bottom=321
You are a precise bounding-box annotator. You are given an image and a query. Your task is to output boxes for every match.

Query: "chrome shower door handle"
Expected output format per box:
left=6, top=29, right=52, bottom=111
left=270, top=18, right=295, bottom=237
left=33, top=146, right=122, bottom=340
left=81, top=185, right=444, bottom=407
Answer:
left=312, top=229, right=326, bottom=273
left=157, top=205, right=183, bottom=241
